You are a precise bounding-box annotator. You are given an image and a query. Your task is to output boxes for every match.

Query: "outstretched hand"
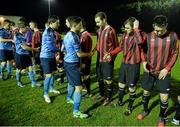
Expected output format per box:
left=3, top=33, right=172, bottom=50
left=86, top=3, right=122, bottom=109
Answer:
left=103, top=53, right=111, bottom=60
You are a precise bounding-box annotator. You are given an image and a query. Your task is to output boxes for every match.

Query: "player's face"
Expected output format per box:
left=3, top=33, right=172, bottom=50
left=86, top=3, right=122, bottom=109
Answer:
left=51, top=20, right=60, bottom=30
left=124, top=23, right=133, bottom=34
left=4, top=23, right=11, bottom=30
left=154, top=25, right=167, bottom=37
left=74, top=21, right=82, bottom=33
left=21, top=27, right=28, bottom=34
left=95, top=17, right=105, bottom=28
left=29, top=22, right=35, bottom=30
left=65, top=19, right=70, bottom=28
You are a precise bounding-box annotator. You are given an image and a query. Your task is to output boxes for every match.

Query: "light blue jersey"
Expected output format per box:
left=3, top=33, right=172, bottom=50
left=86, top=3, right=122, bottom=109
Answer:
left=0, top=28, right=13, bottom=50
left=63, top=31, right=80, bottom=63
left=40, top=27, right=59, bottom=58
left=14, top=32, right=29, bottom=55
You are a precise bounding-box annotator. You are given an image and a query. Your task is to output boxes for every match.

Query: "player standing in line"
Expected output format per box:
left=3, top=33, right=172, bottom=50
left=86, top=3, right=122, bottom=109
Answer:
left=63, top=16, right=90, bottom=118
left=104, top=17, right=146, bottom=115
left=93, top=11, right=119, bottom=106
left=80, top=19, right=93, bottom=97
left=40, top=15, right=60, bottom=103
left=0, top=19, right=14, bottom=80
left=14, top=19, right=41, bottom=88
left=137, top=15, right=179, bottom=127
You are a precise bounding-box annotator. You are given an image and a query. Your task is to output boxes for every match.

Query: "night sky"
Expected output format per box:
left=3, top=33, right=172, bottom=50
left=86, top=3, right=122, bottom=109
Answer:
left=0, top=0, right=139, bottom=32
left=0, top=0, right=180, bottom=34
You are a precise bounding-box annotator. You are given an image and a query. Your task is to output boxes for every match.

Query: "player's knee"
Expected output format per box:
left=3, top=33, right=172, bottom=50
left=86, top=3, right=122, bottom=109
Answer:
left=75, top=85, right=82, bottom=92
left=16, top=69, right=21, bottom=73
left=1, top=62, right=6, bottom=67
left=160, top=93, right=168, bottom=102
left=45, top=73, right=52, bottom=77
left=129, top=86, right=136, bottom=93
left=143, top=90, right=150, bottom=96
left=105, top=80, right=112, bottom=84
left=118, top=82, right=125, bottom=88
left=28, top=66, right=33, bottom=71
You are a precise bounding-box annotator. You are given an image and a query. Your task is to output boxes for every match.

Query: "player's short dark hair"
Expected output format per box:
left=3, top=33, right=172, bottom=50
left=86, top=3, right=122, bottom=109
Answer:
left=3, top=19, right=11, bottom=25
left=153, top=15, right=168, bottom=27
left=69, top=16, right=82, bottom=27
left=66, top=16, right=73, bottom=22
left=29, top=21, right=38, bottom=27
left=124, top=17, right=136, bottom=27
left=48, top=15, right=59, bottom=24
left=10, top=21, right=15, bottom=26
left=18, top=17, right=27, bottom=28
left=17, top=20, right=27, bottom=28
left=95, top=11, right=107, bottom=21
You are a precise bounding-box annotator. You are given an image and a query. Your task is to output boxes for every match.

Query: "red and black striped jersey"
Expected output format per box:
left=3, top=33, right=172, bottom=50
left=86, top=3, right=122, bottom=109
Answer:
left=32, top=30, right=42, bottom=48
left=80, top=30, right=92, bottom=64
left=141, top=31, right=179, bottom=73
left=55, top=31, right=63, bottom=63
left=97, top=25, right=118, bottom=62
left=110, top=29, right=146, bottom=64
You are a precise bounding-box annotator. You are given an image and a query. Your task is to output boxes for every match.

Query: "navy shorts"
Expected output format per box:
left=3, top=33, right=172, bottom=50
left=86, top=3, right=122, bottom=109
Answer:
left=40, top=58, right=57, bottom=74
left=99, top=61, right=114, bottom=81
left=81, top=60, right=91, bottom=76
left=119, top=63, right=140, bottom=87
left=15, top=53, right=32, bottom=70
left=0, top=50, right=14, bottom=61
left=142, top=72, right=171, bottom=93
left=64, top=62, right=82, bottom=86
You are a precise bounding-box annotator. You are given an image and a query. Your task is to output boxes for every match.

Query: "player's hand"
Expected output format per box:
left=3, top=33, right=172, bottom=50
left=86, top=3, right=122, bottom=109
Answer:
left=133, top=19, right=139, bottom=29
left=143, top=62, right=149, bottom=72
left=158, top=68, right=168, bottom=80
left=34, top=48, right=39, bottom=52
left=103, top=53, right=111, bottom=60
left=89, top=51, right=94, bottom=56
left=81, top=64, right=85, bottom=69
left=56, top=55, right=60, bottom=61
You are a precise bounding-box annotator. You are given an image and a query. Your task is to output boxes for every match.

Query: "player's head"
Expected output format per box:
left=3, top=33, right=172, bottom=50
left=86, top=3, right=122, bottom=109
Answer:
left=65, top=16, right=73, bottom=28
left=124, top=17, right=136, bottom=34
left=69, top=16, right=82, bottom=33
left=17, top=19, right=28, bottom=34
left=48, top=15, right=60, bottom=30
left=153, top=15, right=168, bottom=36
left=3, top=19, right=11, bottom=30
left=29, top=21, right=37, bottom=30
left=94, top=11, right=107, bottom=28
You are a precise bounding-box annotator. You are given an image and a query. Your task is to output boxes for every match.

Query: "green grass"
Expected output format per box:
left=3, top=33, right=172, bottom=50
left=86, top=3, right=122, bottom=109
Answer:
left=0, top=37, right=179, bottom=126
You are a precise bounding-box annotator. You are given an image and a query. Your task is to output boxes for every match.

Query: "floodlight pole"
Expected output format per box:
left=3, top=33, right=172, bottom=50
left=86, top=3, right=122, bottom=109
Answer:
left=48, top=0, right=51, bottom=17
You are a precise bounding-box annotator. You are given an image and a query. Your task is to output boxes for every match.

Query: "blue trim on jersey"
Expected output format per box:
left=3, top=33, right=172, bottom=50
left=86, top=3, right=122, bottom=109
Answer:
left=40, top=27, right=59, bottom=58
left=63, top=31, right=80, bottom=63
left=14, top=32, right=29, bottom=55
left=0, top=28, right=13, bottom=50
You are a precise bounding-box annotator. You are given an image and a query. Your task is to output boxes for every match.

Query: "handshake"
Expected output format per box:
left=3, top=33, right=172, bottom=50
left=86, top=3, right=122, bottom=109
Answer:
left=103, top=53, right=111, bottom=60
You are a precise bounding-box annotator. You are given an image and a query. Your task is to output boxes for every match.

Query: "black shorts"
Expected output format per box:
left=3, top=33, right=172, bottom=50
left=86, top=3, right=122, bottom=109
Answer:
left=33, top=52, right=41, bottom=65
left=64, top=62, right=82, bottom=86
left=119, top=63, right=140, bottom=87
left=81, top=60, right=91, bottom=76
left=142, top=72, right=171, bottom=93
left=40, top=58, right=57, bottom=74
left=99, top=61, right=114, bottom=80
left=0, top=50, right=14, bottom=61
left=15, top=53, right=32, bottom=70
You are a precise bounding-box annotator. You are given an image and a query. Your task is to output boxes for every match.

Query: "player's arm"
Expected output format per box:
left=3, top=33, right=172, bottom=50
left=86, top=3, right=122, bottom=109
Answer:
left=159, top=33, right=179, bottom=80
left=77, top=51, right=90, bottom=58
left=21, top=42, right=39, bottom=51
left=0, top=37, right=14, bottom=43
